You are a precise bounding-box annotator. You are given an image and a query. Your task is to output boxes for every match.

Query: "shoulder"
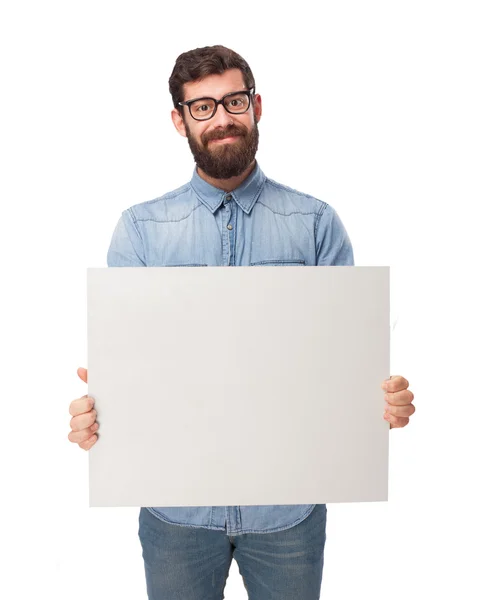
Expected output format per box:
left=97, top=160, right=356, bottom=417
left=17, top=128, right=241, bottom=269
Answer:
left=260, top=173, right=351, bottom=245
left=124, top=182, right=197, bottom=223
left=261, top=176, right=329, bottom=217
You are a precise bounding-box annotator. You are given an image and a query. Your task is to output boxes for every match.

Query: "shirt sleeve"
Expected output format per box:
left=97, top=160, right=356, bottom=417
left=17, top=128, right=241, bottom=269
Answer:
left=107, top=208, right=147, bottom=267
left=315, top=204, right=355, bottom=266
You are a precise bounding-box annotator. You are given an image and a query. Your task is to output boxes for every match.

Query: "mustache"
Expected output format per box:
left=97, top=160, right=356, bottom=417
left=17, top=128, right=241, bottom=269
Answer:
left=204, top=126, right=246, bottom=144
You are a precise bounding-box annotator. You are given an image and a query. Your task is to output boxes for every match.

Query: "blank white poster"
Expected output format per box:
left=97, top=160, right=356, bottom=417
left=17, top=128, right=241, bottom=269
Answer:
left=87, top=266, right=389, bottom=507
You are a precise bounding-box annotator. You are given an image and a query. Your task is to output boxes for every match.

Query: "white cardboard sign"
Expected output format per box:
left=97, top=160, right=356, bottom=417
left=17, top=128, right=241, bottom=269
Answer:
left=87, top=266, right=389, bottom=507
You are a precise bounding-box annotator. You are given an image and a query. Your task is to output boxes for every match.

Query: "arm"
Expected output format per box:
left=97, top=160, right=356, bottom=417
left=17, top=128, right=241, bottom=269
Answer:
left=314, top=203, right=355, bottom=266
left=107, top=208, right=147, bottom=267
left=315, top=204, right=416, bottom=429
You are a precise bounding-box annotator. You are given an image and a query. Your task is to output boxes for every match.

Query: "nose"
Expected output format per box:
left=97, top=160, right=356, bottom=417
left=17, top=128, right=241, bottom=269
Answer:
left=212, top=103, right=234, bottom=128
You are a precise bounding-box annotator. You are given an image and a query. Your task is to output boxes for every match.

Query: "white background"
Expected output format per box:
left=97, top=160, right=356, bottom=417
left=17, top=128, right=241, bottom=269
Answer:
left=1, top=1, right=477, bottom=599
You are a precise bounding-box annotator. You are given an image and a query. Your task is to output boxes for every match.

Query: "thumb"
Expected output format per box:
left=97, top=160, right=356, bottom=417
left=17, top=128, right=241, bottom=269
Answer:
left=77, top=367, right=88, bottom=384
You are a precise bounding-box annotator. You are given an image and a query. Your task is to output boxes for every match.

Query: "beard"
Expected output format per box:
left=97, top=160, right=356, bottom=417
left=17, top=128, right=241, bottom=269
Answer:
left=184, top=116, right=259, bottom=179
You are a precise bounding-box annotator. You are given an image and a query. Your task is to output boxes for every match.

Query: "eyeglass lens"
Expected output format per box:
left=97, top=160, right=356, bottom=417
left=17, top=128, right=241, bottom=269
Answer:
left=190, top=92, right=249, bottom=120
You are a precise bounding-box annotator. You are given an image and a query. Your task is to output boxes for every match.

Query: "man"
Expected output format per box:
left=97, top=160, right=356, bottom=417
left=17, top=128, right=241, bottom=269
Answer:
left=68, top=45, right=416, bottom=599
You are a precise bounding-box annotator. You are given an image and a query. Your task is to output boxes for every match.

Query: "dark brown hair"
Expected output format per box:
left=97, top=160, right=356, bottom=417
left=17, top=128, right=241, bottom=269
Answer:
left=168, top=45, right=256, bottom=110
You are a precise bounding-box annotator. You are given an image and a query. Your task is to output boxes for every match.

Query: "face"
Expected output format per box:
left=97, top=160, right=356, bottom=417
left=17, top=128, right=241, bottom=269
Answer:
left=172, top=68, right=262, bottom=179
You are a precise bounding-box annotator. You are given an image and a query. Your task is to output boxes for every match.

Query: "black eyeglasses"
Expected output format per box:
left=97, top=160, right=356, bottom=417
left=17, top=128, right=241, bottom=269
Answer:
left=178, top=88, right=255, bottom=121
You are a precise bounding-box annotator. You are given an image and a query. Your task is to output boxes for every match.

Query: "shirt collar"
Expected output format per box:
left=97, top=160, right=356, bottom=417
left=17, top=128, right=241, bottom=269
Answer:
left=190, top=160, right=266, bottom=215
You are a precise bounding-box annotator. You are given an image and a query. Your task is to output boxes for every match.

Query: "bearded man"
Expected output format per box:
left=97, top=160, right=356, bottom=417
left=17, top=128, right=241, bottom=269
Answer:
left=69, top=44, right=416, bottom=600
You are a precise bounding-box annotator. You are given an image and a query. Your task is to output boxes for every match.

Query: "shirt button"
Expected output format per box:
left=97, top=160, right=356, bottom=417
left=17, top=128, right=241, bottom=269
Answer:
left=227, top=224, right=233, bottom=230
left=225, top=194, right=232, bottom=202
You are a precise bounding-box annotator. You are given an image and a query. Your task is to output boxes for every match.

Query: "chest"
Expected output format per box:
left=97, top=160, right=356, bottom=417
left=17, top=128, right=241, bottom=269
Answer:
left=142, top=202, right=317, bottom=267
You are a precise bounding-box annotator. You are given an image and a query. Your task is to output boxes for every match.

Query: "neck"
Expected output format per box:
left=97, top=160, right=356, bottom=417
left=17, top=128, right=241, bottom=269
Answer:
left=196, top=160, right=256, bottom=192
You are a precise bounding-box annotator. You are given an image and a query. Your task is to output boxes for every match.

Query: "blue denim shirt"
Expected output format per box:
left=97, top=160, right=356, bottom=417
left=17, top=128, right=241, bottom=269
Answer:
left=107, top=160, right=354, bottom=535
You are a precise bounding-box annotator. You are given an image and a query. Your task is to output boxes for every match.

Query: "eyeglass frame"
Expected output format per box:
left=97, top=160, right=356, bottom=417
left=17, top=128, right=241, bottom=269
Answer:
left=177, top=87, right=256, bottom=121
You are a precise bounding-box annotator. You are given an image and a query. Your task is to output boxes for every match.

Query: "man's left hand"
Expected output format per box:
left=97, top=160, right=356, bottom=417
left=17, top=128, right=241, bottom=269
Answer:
left=381, top=375, right=415, bottom=429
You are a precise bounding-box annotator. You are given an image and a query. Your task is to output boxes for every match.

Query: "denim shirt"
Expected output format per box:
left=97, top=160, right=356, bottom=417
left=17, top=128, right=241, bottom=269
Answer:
left=106, top=160, right=354, bottom=535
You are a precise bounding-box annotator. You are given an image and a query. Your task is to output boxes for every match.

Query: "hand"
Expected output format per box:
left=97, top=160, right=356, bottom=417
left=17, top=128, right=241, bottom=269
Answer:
left=68, top=367, right=99, bottom=450
left=381, top=375, right=415, bottom=429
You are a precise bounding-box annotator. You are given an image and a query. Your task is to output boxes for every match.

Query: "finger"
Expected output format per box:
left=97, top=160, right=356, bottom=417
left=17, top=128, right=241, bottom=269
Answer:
left=390, top=416, right=410, bottom=428
left=383, top=412, right=410, bottom=428
left=384, top=389, right=414, bottom=406
left=382, top=375, right=409, bottom=392
left=69, top=395, right=95, bottom=417
left=70, top=409, right=97, bottom=432
left=386, top=403, right=416, bottom=418
left=77, top=367, right=88, bottom=383
left=79, top=433, right=97, bottom=450
left=68, top=422, right=99, bottom=444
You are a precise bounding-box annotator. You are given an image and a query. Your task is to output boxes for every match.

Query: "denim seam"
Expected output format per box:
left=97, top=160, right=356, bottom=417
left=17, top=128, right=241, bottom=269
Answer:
left=209, top=506, right=215, bottom=528
left=230, top=203, right=237, bottom=265
left=235, top=506, right=242, bottom=532
left=314, top=203, right=329, bottom=238
left=123, top=208, right=146, bottom=265
left=228, top=504, right=317, bottom=536
left=255, top=201, right=319, bottom=218
left=146, top=507, right=225, bottom=531
left=250, top=259, right=305, bottom=266
left=134, top=202, right=203, bottom=224
left=145, top=505, right=319, bottom=534
left=266, top=178, right=326, bottom=204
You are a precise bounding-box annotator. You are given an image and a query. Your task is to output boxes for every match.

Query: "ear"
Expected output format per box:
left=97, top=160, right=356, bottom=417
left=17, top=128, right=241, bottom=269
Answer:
left=253, top=93, right=262, bottom=123
left=171, top=108, right=187, bottom=138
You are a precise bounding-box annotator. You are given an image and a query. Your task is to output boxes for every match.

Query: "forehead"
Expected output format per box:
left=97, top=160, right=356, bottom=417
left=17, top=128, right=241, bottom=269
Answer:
left=183, top=68, right=246, bottom=100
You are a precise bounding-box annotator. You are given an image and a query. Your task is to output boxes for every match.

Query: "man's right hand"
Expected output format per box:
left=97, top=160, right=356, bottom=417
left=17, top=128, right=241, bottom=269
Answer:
left=68, top=367, right=99, bottom=450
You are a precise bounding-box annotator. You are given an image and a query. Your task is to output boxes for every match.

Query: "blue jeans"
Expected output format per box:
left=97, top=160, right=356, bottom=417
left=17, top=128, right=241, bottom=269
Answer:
left=138, top=504, right=327, bottom=599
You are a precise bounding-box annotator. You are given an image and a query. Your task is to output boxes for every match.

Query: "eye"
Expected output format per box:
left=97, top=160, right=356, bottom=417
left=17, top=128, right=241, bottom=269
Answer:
left=227, top=98, right=245, bottom=107
left=225, top=93, right=248, bottom=112
left=191, top=99, right=215, bottom=116
left=193, top=104, right=209, bottom=113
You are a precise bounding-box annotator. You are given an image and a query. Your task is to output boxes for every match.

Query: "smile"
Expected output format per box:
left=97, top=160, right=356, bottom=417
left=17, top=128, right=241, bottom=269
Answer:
left=210, top=136, right=239, bottom=144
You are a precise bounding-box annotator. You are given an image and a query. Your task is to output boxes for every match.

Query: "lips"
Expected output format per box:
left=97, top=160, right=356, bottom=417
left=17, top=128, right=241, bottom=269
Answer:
left=209, top=134, right=242, bottom=144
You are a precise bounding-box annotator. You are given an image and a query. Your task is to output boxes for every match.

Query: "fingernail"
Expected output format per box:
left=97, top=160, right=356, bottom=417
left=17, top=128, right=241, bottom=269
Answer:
left=381, top=382, right=388, bottom=391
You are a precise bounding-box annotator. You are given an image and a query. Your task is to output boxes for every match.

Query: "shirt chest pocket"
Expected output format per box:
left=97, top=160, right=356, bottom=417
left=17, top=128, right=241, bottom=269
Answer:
left=250, top=259, right=306, bottom=266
